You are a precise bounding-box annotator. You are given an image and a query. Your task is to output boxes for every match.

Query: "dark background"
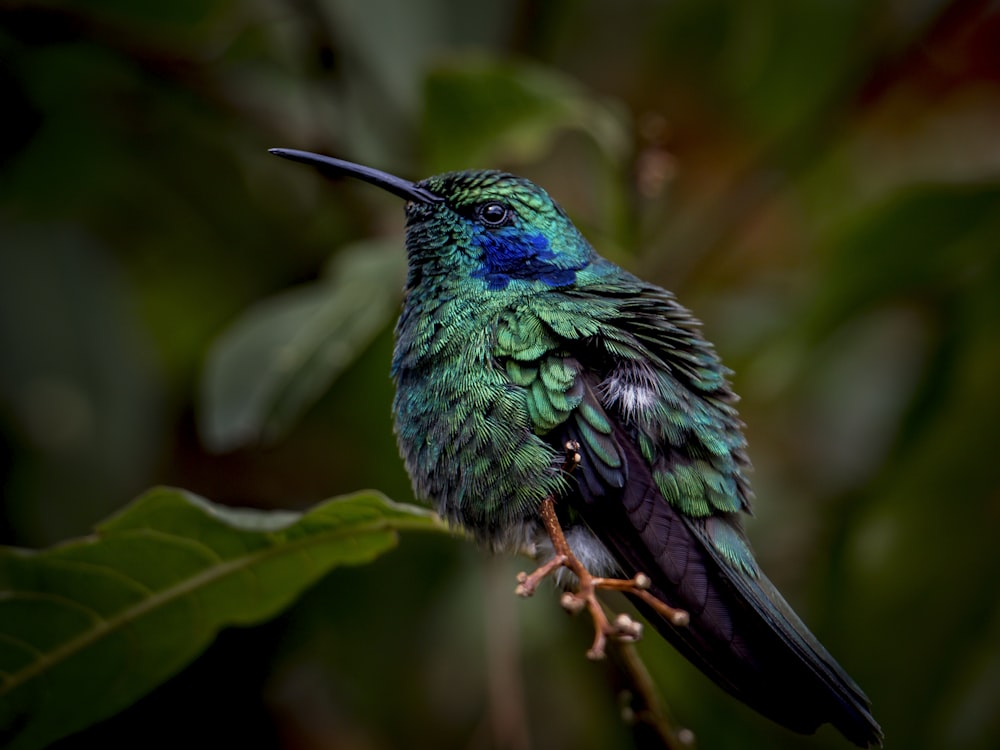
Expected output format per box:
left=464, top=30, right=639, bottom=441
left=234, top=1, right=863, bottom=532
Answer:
left=2, top=1, right=999, bottom=748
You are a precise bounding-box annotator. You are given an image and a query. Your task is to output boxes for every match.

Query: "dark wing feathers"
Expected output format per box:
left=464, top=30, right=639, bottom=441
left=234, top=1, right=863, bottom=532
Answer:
left=536, top=281, right=882, bottom=747
left=560, top=402, right=881, bottom=746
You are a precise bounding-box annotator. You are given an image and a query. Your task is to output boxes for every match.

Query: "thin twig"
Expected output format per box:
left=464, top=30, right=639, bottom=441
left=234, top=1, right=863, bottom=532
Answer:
left=607, top=641, right=697, bottom=750
left=515, top=442, right=688, bottom=659
left=516, top=496, right=687, bottom=659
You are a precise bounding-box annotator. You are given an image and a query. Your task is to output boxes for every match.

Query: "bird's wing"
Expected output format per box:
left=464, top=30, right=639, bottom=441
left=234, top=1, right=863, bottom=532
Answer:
left=503, top=279, right=882, bottom=747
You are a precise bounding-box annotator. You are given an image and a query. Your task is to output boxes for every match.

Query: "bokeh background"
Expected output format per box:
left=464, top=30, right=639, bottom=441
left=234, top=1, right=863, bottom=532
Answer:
left=2, top=0, right=999, bottom=748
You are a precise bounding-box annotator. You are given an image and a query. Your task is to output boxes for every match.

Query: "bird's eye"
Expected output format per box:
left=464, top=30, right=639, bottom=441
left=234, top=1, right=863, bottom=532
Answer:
left=477, top=201, right=511, bottom=227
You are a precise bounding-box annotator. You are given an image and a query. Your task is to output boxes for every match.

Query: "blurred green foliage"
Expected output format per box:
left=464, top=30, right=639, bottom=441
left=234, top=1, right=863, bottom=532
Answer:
left=1, top=488, right=445, bottom=750
left=1, top=0, right=999, bottom=748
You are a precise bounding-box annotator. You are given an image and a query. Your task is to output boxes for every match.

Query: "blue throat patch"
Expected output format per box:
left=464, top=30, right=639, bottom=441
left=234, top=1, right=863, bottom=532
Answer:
left=471, top=229, right=584, bottom=290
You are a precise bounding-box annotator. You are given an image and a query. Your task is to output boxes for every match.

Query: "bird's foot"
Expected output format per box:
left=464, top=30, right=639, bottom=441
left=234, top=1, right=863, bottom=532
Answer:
left=515, top=494, right=689, bottom=660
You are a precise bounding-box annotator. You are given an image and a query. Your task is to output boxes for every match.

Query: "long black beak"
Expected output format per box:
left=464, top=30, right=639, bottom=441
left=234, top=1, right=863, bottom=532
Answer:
left=268, top=148, right=443, bottom=204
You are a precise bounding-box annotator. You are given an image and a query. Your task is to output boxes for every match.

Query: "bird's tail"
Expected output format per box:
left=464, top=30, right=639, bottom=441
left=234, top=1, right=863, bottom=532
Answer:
left=631, top=563, right=882, bottom=747
left=577, top=456, right=883, bottom=747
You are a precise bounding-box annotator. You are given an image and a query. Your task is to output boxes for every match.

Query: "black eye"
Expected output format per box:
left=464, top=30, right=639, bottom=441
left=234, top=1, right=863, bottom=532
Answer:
left=477, top=201, right=511, bottom=227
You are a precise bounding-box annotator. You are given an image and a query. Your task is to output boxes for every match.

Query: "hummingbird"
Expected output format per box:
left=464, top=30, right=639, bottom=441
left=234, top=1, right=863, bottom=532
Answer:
left=269, top=148, right=883, bottom=747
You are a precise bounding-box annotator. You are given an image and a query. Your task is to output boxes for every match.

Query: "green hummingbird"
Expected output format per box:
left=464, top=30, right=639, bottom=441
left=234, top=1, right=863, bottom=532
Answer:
left=270, top=148, right=883, bottom=747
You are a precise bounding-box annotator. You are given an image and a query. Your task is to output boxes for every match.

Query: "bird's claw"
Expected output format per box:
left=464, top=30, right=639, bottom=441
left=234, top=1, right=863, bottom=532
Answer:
left=562, top=440, right=582, bottom=472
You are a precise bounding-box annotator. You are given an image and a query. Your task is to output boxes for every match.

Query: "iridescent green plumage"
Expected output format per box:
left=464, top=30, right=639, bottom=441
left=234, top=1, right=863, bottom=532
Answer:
left=270, top=149, right=883, bottom=748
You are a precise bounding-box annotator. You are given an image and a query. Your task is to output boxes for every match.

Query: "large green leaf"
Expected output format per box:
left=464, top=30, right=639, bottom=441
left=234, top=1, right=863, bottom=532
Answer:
left=199, top=238, right=406, bottom=451
left=0, top=487, right=447, bottom=750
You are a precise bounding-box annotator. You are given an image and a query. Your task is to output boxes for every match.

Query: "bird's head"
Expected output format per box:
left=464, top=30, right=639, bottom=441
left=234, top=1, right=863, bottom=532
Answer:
left=270, top=149, right=595, bottom=292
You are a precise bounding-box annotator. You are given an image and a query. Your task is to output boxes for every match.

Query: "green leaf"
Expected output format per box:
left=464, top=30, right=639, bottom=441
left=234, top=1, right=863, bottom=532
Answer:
left=0, top=486, right=447, bottom=750
left=198, top=239, right=406, bottom=451
left=422, top=58, right=630, bottom=172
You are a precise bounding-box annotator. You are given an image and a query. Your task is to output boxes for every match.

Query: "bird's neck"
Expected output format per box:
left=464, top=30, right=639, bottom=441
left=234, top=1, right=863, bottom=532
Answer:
left=391, top=272, right=510, bottom=376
